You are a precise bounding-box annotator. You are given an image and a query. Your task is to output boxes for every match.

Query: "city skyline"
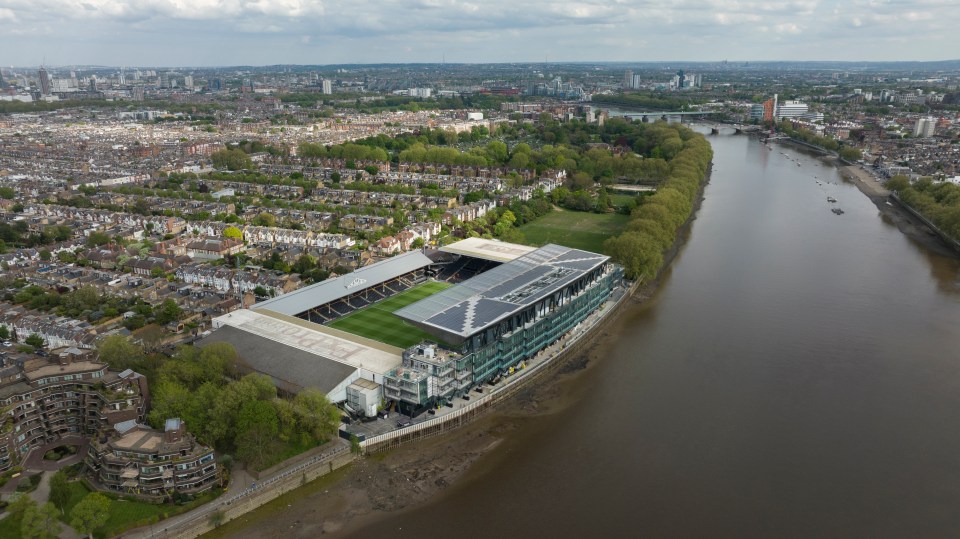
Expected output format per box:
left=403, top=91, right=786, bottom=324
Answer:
left=1, top=0, right=958, bottom=66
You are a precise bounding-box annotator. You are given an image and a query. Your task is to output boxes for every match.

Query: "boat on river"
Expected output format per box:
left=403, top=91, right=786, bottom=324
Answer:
left=832, top=208, right=845, bottom=215
left=827, top=197, right=837, bottom=203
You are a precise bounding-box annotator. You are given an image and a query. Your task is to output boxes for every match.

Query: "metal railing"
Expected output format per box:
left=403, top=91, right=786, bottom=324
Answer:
left=141, top=443, right=352, bottom=539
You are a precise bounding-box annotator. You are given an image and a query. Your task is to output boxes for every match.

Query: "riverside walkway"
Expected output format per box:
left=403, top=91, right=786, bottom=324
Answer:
left=125, top=440, right=353, bottom=539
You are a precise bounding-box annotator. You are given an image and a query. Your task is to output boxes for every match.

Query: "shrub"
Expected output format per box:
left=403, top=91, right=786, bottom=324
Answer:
left=16, top=474, right=42, bottom=492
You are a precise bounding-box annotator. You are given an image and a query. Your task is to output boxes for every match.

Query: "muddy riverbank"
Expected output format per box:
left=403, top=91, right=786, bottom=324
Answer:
left=839, top=163, right=959, bottom=259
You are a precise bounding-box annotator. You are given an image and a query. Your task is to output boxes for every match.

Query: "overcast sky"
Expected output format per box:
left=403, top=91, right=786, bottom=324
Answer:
left=1, top=0, right=957, bottom=67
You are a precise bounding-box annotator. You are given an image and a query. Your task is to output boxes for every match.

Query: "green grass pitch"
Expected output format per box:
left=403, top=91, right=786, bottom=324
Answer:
left=329, top=280, right=452, bottom=348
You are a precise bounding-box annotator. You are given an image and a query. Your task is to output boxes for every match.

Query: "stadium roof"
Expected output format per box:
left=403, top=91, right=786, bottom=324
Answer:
left=252, top=250, right=434, bottom=316
left=200, top=325, right=356, bottom=394
left=439, top=237, right=536, bottom=263
left=395, top=244, right=609, bottom=343
left=208, top=309, right=402, bottom=381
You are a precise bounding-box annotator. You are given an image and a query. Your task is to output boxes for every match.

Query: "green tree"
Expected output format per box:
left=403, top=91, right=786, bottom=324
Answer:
left=209, top=509, right=226, bottom=528
left=595, top=188, right=611, bottom=213
left=86, top=231, right=111, bottom=247
left=0, top=325, right=8, bottom=340
left=39, top=250, right=52, bottom=261
left=207, top=374, right=276, bottom=446
left=223, top=226, right=243, bottom=240
left=131, top=198, right=151, bottom=216
left=96, top=335, right=146, bottom=372
left=70, top=493, right=111, bottom=539
left=839, top=147, right=862, bottom=161
left=604, top=231, right=664, bottom=280
left=57, top=250, right=78, bottom=263
left=48, top=471, right=70, bottom=515
left=155, top=298, right=182, bottom=325
left=235, top=400, right=281, bottom=470
left=21, top=502, right=62, bottom=539
left=25, top=333, right=45, bottom=349
left=293, top=388, right=340, bottom=442
left=7, top=493, right=37, bottom=525
left=252, top=212, right=276, bottom=227
left=291, top=254, right=317, bottom=275
left=885, top=175, right=909, bottom=192
left=211, top=148, right=254, bottom=171
left=0, top=186, right=15, bottom=199
left=350, top=434, right=362, bottom=454
left=147, top=378, right=194, bottom=430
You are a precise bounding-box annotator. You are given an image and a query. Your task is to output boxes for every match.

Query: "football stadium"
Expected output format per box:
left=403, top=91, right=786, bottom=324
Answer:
left=206, top=238, right=624, bottom=417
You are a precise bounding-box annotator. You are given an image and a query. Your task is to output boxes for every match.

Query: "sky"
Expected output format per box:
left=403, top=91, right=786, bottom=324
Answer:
left=1, top=0, right=957, bottom=67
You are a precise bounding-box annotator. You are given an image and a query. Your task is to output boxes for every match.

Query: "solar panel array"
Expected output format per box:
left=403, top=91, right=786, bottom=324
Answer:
left=395, top=244, right=609, bottom=339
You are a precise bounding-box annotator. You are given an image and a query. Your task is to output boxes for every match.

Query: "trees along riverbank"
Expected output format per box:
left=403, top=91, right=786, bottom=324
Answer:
left=776, top=120, right=863, bottom=162
left=886, top=175, right=960, bottom=242
left=604, top=125, right=714, bottom=280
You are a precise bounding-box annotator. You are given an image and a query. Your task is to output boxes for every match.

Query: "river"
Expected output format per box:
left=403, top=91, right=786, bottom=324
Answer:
left=331, top=130, right=960, bottom=538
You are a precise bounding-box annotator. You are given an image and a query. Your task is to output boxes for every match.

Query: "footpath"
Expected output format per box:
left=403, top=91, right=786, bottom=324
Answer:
left=122, top=439, right=354, bottom=539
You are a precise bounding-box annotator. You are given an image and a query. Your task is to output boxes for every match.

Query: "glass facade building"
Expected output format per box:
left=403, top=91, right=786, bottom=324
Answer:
left=385, top=246, right=622, bottom=414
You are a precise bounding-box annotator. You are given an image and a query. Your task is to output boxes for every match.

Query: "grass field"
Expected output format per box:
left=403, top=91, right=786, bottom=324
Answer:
left=519, top=210, right=630, bottom=253
left=59, top=481, right=220, bottom=539
left=609, top=193, right=639, bottom=209
left=0, top=480, right=219, bottom=539
left=328, top=281, right=452, bottom=348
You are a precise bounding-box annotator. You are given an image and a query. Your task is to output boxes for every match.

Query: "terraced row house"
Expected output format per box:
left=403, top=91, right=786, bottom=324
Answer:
left=338, top=214, right=394, bottom=233
left=311, top=188, right=457, bottom=210
left=184, top=237, right=244, bottom=261
left=441, top=200, right=498, bottom=225
left=175, top=263, right=300, bottom=297
left=242, top=226, right=355, bottom=249
left=22, top=204, right=188, bottom=235
left=0, top=302, right=98, bottom=350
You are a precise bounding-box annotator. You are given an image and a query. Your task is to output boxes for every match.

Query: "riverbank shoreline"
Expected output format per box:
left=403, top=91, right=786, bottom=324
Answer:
left=205, top=169, right=715, bottom=539
left=838, top=163, right=960, bottom=259
left=767, top=134, right=960, bottom=259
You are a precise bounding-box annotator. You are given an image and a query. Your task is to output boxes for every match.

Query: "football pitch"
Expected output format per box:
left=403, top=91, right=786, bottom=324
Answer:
left=328, top=280, right=452, bottom=348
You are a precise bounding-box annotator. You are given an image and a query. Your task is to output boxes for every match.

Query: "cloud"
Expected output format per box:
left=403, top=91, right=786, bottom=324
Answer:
left=0, top=7, right=18, bottom=22
left=0, top=0, right=957, bottom=64
left=774, top=23, right=802, bottom=35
